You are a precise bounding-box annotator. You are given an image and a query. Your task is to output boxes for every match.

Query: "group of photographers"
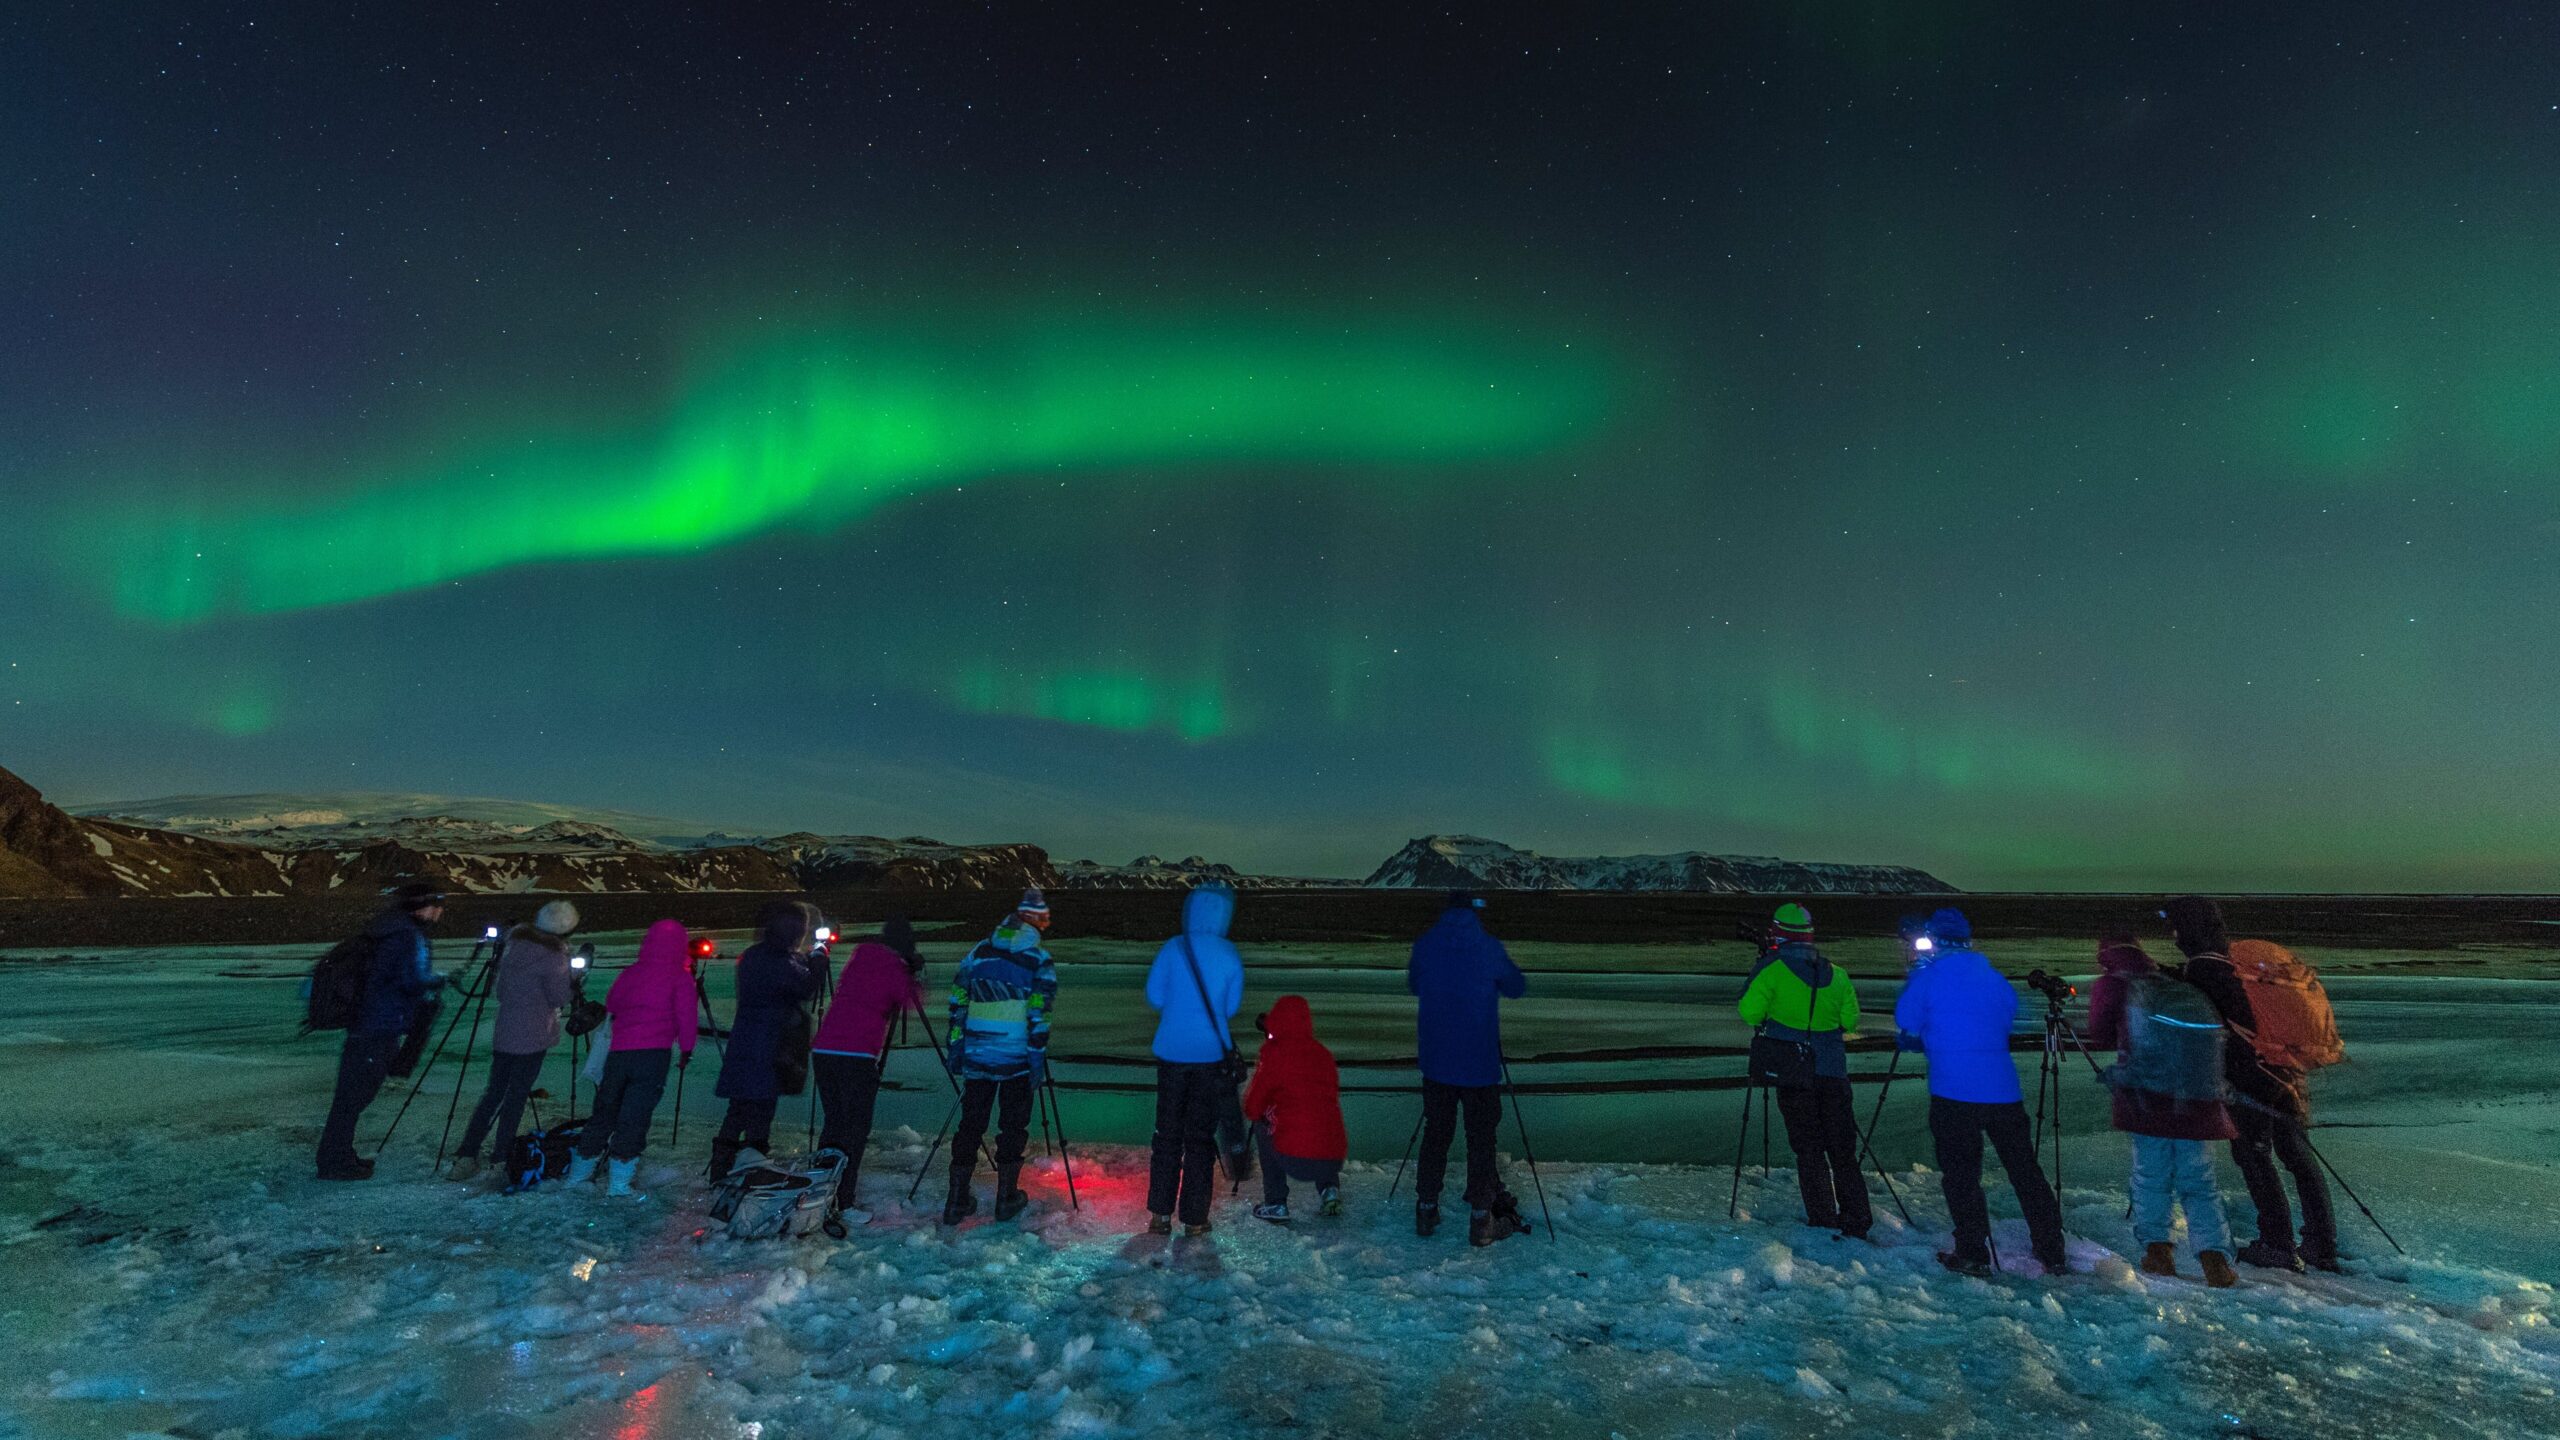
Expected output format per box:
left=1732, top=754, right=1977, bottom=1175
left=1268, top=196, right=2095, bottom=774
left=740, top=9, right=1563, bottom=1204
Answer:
left=1749, top=894, right=2342, bottom=1286
left=315, top=879, right=2344, bottom=1285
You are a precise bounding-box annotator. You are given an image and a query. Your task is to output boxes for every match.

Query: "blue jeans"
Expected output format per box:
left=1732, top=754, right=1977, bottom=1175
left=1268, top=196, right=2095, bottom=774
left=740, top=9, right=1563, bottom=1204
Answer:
left=2130, top=1134, right=2232, bottom=1256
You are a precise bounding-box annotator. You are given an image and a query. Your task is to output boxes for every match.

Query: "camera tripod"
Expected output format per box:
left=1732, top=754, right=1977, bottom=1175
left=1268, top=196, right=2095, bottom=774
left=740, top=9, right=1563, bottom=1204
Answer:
left=2026, top=977, right=2108, bottom=1197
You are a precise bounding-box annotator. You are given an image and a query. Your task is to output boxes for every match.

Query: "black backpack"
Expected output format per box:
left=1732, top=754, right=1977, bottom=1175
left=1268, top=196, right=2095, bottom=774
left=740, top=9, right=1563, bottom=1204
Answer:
left=301, top=934, right=372, bottom=1034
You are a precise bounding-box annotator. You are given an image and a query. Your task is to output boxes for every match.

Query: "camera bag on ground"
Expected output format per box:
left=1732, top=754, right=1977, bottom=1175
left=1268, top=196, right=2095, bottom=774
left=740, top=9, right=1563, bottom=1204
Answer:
left=504, top=1118, right=589, bottom=1192
left=708, top=1147, right=846, bottom=1239
left=563, top=998, right=607, bottom=1037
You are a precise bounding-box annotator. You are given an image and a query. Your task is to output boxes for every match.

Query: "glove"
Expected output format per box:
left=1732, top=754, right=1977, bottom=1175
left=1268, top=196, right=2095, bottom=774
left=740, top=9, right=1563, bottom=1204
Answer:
left=1026, top=1047, right=1048, bottom=1084
left=1896, top=1030, right=1925, bottom=1053
left=943, top=1037, right=968, bottom=1074
left=678, top=1049, right=692, bottom=1070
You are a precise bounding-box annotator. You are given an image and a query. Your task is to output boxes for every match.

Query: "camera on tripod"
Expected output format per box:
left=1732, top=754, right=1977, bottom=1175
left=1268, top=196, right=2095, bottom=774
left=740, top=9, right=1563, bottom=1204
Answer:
left=1734, top=918, right=1773, bottom=951
left=2024, top=968, right=2077, bottom=1004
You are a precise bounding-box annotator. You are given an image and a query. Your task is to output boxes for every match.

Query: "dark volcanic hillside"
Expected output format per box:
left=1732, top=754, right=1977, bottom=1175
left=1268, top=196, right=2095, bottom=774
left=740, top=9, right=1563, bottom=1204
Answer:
left=1364, top=834, right=1955, bottom=894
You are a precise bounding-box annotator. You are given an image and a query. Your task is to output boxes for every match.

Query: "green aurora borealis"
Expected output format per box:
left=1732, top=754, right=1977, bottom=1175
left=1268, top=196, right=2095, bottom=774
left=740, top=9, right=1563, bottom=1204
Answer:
left=6, top=2, right=2557, bottom=890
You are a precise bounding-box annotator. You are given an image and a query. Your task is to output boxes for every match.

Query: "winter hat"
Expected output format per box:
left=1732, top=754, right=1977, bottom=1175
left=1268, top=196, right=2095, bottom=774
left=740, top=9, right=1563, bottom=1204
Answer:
left=1925, top=907, right=1972, bottom=944
left=535, top=900, right=581, bottom=936
left=2159, top=895, right=2229, bottom=956
left=1016, top=888, right=1052, bottom=930
left=391, top=880, right=447, bottom=911
left=1772, top=903, right=1814, bottom=940
left=757, top=900, right=818, bottom=953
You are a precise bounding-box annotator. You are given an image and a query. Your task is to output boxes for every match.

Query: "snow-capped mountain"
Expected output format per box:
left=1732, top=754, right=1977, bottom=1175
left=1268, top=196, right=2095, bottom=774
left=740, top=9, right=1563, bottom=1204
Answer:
left=1053, top=854, right=1340, bottom=890
left=76, top=792, right=709, bottom=851
left=1362, top=834, right=1955, bottom=894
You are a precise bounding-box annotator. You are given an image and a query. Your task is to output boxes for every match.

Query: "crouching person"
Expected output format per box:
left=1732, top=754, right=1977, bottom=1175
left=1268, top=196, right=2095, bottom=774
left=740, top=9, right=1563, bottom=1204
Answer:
left=1245, top=996, right=1347, bottom=1223
left=2087, top=931, right=2239, bottom=1287
left=450, top=900, right=580, bottom=1182
left=812, top=916, right=927, bottom=1223
left=569, top=918, right=698, bottom=1195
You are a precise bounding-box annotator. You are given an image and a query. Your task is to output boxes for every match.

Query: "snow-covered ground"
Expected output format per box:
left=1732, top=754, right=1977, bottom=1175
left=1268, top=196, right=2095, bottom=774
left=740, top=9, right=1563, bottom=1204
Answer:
left=3, top=941, right=2557, bottom=1438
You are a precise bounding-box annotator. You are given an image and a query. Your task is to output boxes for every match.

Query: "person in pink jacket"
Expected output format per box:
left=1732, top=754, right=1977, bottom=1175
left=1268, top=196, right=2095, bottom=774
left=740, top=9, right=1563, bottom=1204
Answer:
left=811, top=916, right=928, bottom=1219
left=568, top=919, right=700, bottom=1195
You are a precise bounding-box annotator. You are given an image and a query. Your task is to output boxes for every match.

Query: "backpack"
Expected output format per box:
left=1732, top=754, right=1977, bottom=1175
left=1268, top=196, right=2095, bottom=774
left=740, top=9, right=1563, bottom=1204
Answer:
left=2231, top=940, right=2345, bottom=1071
left=503, top=1118, right=588, bottom=1193
left=2110, top=974, right=2227, bottom=1103
left=709, top=1148, right=846, bottom=1239
left=300, top=934, right=373, bottom=1034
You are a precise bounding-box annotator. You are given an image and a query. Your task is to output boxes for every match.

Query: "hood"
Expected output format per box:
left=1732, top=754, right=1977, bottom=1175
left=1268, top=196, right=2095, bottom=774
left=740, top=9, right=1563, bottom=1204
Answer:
left=1432, top=905, right=1486, bottom=939
left=1183, top=884, right=1235, bottom=938
left=758, top=901, right=818, bottom=954
left=1263, top=994, right=1316, bottom=1043
left=986, top=918, right=1046, bottom=955
left=365, top=908, right=422, bottom=940
left=880, top=915, right=919, bottom=965
left=1772, top=940, right=1831, bottom=989
left=2097, top=940, right=2155, bottom=979
left=2232, top=938, right=2316, bottom=988
left=1924, top=908, right=1972, bottom=944
left=635, top=918, right=691, bottom=974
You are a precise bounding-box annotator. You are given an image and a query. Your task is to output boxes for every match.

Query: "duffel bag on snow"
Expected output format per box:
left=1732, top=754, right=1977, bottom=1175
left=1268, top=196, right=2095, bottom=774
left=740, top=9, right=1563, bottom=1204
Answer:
left=2230, top=940, right=2345, bottom=1071
left=708, top=1148, right=846, bottom=1239
left=505, top=1118, right=588, bottom=1192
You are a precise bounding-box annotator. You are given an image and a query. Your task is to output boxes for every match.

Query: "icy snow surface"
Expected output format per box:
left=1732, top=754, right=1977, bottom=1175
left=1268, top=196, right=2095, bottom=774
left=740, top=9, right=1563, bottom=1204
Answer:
left=2, top=942, right=2556, bottom=1438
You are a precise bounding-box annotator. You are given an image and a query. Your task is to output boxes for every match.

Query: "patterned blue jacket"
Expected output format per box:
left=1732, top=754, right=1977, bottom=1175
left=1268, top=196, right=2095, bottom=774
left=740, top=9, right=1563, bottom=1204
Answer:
left=949, top=921, right=1056, bottom=1081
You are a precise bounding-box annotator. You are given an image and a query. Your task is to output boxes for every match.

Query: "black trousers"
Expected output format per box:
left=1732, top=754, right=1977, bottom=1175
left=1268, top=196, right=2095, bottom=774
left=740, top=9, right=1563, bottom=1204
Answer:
left=1255, top=1123, right=1342, bottom=1208
left=814, top=1053, right=883, bottom=1207
left=952, top=1076, right=1034, bottom=1179
left=2231, top=1106, right=2337, bottom=1257
left=578, top=1049, right=672, bottom=1161
left=714, top=1096, right=780, bottom=1152
left=1147, top=1061, right=1224, bottom=1225
left=1417, top=1079, right=1508, bottom=1212
left=1774, top=1076, right=1874, bottom=1237
left=1929, top=1096, right=2065, bottom=1263
left=456, top=1050, right=546, bottom=1161
left=316, top=1032, right=404, bottom=1172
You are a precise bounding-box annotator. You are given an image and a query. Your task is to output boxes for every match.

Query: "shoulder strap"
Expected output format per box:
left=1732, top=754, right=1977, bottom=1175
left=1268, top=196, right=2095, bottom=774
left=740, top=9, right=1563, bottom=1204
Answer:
left=1178, top=935, right=1236, bottom=1061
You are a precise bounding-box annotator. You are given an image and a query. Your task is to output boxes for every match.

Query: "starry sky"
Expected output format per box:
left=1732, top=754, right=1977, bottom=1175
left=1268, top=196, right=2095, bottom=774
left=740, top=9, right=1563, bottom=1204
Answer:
left=5, top=2, right=2556, bottom=891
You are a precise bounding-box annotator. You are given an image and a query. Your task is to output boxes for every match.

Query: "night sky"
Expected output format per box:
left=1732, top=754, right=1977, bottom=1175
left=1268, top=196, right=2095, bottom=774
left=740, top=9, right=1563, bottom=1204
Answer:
left=6, top=3, right=2556, bottom=890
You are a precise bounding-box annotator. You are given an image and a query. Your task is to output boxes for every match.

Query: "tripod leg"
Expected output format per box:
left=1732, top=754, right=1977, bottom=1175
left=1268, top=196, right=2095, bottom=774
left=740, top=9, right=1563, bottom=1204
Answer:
left=434, top=977, right=497, bottom=1166
left=1499, top=1060, right=1556, bottom=1242
left=907, top=1100, right=958, bottom=1204
left=1043, top=1077, right=1080, bottom=1211
left=369, top=944, right=494, bottom=1157
left=670, top=1057, right=686, bottom=1145
left=2303, top=1133, right=2405, bottom=1256
left=1728, top=1081, right=1755, bottom=1220
left=1387, top=1105, right=1425, bottom=1200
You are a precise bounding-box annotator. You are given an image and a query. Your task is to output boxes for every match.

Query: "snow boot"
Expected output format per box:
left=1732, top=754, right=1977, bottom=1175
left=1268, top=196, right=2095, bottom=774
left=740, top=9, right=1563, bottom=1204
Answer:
left=2140, top=1242, right=2179, bottom=1277
left=1470, top=1208, right=1527, bottom=1248
left=1146, top=1213, right=1173, bottom=1236
left=606, top=1158, right=640, bottom=1198
left=565, top=1152, right=600, bottom=1187
left=1415, top=1200, right=1440, bottom=1238
left=2200, top=1250, right=2240, bottom=1289
left=2036, top=1247, right=2070, bottom=1277
left=1937, top=1249, right=1993, bottom=1278
left=446, top=1154, right=483, bottom=1183
left=1253, top=1203, right=1292, bottom=1225
left=1182, top=1221, right=1213, bottom=1239
left=941, top=1171, right=978, bottom=1226
left=1319, top=1186, right=1343, bottom=1218
left=992, top=1164, right=1028, bottom=1222
left=704, top=1138, right=741, bottom=1186
left=2237, top=1239, right=2305, bottom=1273
left=2303, top=1247, right=2345, bottom=1275
left=316, top=1158, right=375, bottom=1182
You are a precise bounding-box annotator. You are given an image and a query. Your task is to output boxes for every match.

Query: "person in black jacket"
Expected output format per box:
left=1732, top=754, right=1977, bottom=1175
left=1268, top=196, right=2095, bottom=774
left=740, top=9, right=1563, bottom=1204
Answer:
left=2161, top=895, right=2338, bottom=1273
left=314, top=882, right=449, bottom=1180
left=708, top=901, right=822, bottom=1181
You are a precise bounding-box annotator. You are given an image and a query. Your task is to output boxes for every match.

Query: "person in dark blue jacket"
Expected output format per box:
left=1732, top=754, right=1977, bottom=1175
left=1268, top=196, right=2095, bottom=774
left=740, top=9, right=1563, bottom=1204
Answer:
left=1892, top=907, right=2068, bottom=1276
left=315, top=882, right=449, bottom=1180
left=708, top=901, right=821, bottom=1181
left=1408, top=892, right=1529, bottom=1246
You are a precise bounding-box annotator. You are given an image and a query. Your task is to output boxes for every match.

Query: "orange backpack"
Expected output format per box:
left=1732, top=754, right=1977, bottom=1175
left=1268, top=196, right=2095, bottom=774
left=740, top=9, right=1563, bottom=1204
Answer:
left=2230, top=940, right=2345, bottom=1071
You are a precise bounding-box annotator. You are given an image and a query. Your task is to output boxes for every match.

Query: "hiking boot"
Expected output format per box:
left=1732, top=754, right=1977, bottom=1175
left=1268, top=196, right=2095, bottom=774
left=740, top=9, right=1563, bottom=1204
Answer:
left=1936, top=1249, right=1993, bottom=1278
left=2237, top=1239, right=2304, bottom=1273
left=605, top=1158, right=640, bottom=1198
left=1415, top=1200, right=1440, bottom=1238
left=1470, top=1208, right=1527, bottom=1247
left=1319, top=1186, right=1343, bottom=1218
left=1490, top=1189, right=1524, bottom=1224
left=2200, top=1250, right=2241, bottom=1289
left=2140, top=1242, right=2179, bottom=1277
left=1182, top=1221, right=1213, bottom=1239
left=2300, top=1243, right=2344, bottom=1274
left=1252, top=1203, right=1292, bottom=1225
left=1835, top=1226, right=1870, bottom=1244
left=940, top=1171, right=978, bottom=1226
left=1145, top=1212, right=1173, bottom=1236
left=2036, top=1249, right=2070, bottom=1277
left=316, top=1158, right=376, bottom=1182
left=704, top=1139, right=741, bottom=1186
left=565, top=1152, right=600, bottom=1187
left=445, top=1155, right=483, bottom=1183
left=992, top=1164, right=1028, bottom=1222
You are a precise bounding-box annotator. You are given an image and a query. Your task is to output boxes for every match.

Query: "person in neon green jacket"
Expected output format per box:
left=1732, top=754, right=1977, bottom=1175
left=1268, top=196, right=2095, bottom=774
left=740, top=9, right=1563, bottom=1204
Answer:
left=1737, top=904, right=1873, bottom=1239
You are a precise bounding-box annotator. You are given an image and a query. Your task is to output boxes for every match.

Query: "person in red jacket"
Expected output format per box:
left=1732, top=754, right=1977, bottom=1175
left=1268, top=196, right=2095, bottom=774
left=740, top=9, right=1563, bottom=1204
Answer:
left=1243, top=995, right=1348, bottom=1223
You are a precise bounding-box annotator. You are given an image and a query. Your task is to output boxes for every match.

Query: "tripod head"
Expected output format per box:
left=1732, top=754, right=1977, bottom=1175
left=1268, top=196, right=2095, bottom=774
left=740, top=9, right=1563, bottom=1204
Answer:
left=2024, top=968, right=2077, bottom=1018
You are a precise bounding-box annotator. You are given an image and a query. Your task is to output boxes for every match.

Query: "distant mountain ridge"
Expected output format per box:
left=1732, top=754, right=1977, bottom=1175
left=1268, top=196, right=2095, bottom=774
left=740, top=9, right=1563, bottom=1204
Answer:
left=1362, top=834, right=1956, bottom=894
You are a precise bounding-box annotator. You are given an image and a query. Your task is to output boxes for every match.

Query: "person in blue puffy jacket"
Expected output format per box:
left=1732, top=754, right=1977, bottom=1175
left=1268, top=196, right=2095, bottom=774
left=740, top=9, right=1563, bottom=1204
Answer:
left=1893, top=908, right=2067, bottom=1276
left=1142, top=882, right=1244, bottom=1236
left=1408, top=892, right=1530, bottom=1246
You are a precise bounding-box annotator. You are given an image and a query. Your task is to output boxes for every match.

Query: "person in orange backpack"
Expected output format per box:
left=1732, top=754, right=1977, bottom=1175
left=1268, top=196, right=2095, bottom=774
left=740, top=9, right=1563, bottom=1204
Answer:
left=2227, top=937, right=2345, bottom=1271
left=2160, top=897, right=2339, bottom=1274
